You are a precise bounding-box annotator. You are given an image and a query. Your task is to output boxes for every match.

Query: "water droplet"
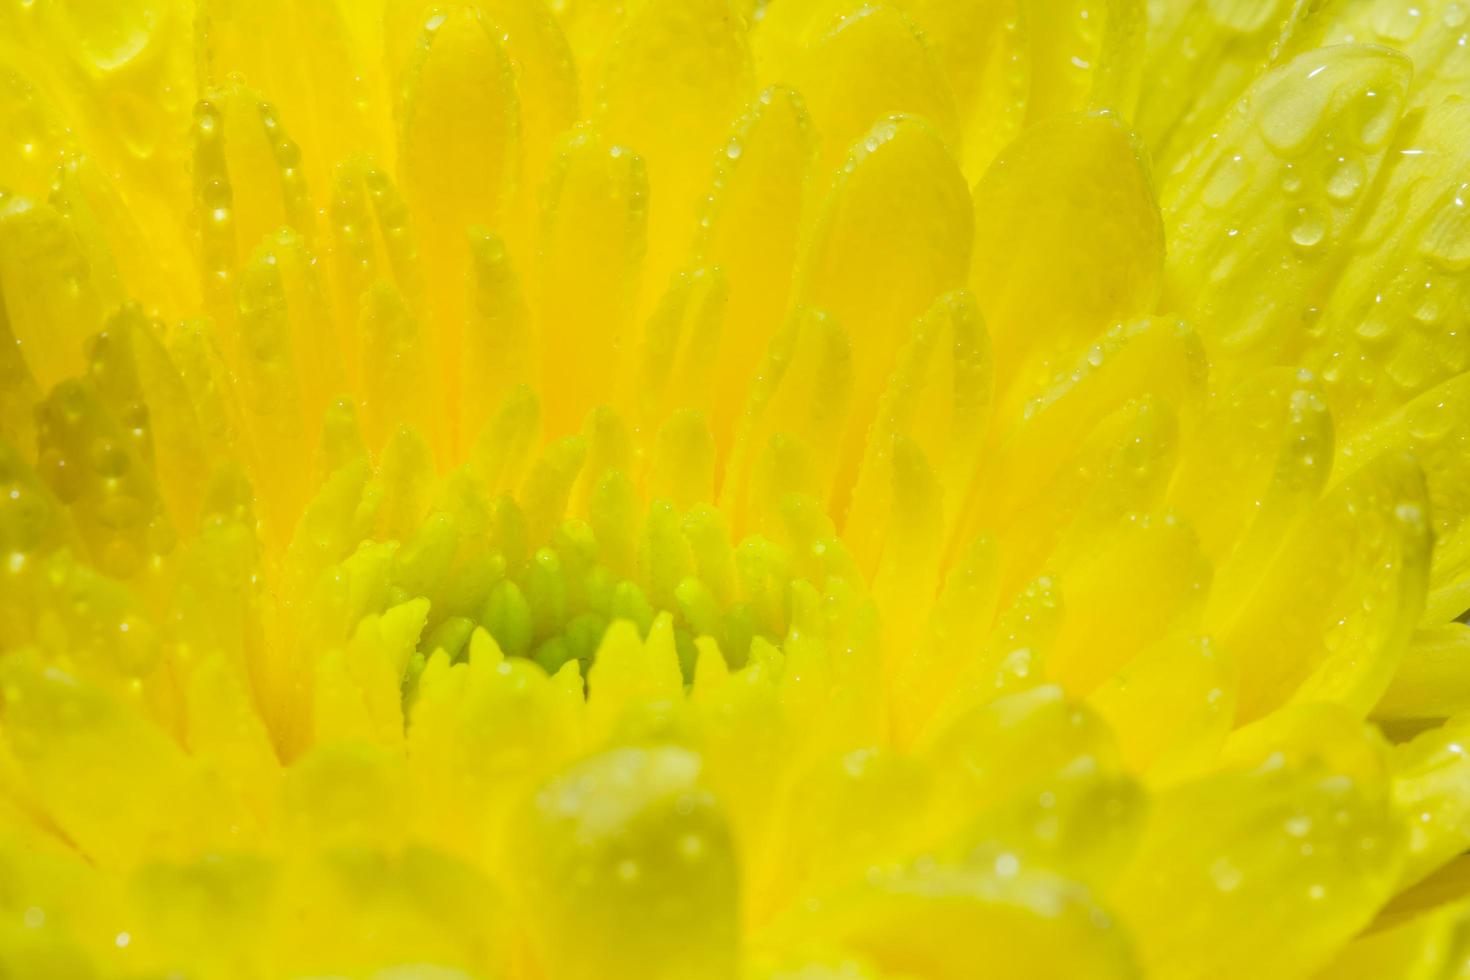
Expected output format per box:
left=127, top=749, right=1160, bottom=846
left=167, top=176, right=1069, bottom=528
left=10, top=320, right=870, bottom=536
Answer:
left=1415, top=283, right=1444, bottom=323
left=1258, top=62, right=1338, bottom=155
left=91, top=440, right=130, bottom=479
left=1289, top=208, right=1327, bottom=250
left=1210, top=248, right=1240, bottom=284
left=1422, top=190, right=1470, bottom=271
left=1356, top=89, right=1401, bottom=149
left=1211, top=857, right=1243, bottom=892
left=1355, top=317, right=1390, bottom=343
left=1326, top=157, right=1365, bottom=201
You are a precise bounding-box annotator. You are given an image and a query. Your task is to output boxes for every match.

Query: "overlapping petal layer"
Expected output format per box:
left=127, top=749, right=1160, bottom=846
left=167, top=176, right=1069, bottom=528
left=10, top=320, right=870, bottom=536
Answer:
left=4, top=0, right=1470, bottom=977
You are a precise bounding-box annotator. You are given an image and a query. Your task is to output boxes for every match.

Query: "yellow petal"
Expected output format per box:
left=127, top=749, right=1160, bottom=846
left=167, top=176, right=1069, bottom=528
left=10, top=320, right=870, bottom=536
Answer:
left=783, top=4, right=959, bottom=174
left=766, top=865, right=1138, bottom=980
left=0, top=195, right=110, bottom=390
left=1110, top=758, right=1404, bottom=980
left=1137, top=0, right=1307, bottom=170
left=970, top=111, right=1162, bottom=395
left=1339, top=372, right=1470, bottom=622
left=1313, top=896, right=1469, bottom=980
left=537, top=125, right=648, bottom=435
left=597, top=0, right=754, bottom=292
left=1168, top=368, right=1333, bottom=591
left=696, top=86, right=815, bottom=453
left=511, top=746, right=741, bottom=980
left=1160, top=44, right=1412, bottom=378
left=1377, top=625, right=1470, bottom=724
left=797, top=114, right=972, bottom=500
left=1087, top=634, right=1237, bottom=782
left=1393, top=713, right=1470, bottom=886
left=846, top=289, right=991, bottom=573
left=1211, top=451, right=1431, bottom=721
left=0, top=658, right=227, bottom=869
left=887, top=0, right=1029, bottom=180
left=1305, top=97, right=1470, bottom=443
left=1023, top=0, right=1146, bottom=121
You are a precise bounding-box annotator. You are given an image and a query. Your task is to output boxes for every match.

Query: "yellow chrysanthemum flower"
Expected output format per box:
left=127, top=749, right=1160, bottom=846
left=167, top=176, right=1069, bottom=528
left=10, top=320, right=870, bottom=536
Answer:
left=6, top=0, right=1470, bottom=976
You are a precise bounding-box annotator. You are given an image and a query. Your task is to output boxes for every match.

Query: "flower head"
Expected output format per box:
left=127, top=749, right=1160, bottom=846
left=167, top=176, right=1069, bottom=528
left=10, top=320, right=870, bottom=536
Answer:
left=2, top=0, right=1470, bottom=977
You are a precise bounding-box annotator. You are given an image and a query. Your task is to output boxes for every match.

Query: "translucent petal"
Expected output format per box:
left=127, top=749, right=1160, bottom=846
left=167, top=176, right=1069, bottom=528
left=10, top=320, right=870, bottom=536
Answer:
left=190, top=84, right=315, bottom=318
left=1313, top=898, right=1469, bottom=980
left=1160, top=45, right=1411, bottom=378
left=782, top=4, right=959, bottom=174
left=1023, top=0, right=1146, bottom=122
left=638, top=267, right=729, bottom=429
left=1046, top=513, right=1210, bottom=698
left=1137, top=0, right=1306, bottom=170
left=769, top=747, right=931, bottom=901
left=408, top=633, right=580, bottom=859
left=511, top=746, right=741, bottom=980
left=970, top=111, right=1163, bottom=395
left=0, top=442, right=69, bottom=581
left=0, top=658, right=227, bottom=869
left=1169, top=367, right=1333, bottom=614
left=537, top=125, right=648, bottom=435
left=1338, top=373, right=1470, bottom=623
left=1287, top=0, right=1470, bottom=109
left=917, top=686, right=1144, bottom=893
left=88, top=307, right=209, bottom=534
left=766, top=865, right=1139, bottom=980
left=1377, top=625, right=1470, bottom=724
left=797, top=114, right=971, bottom=501
left=329, top=156, right=425, bottom=339
left=398, top=9, right=520, bottom=233
left=202, top=0, right=382, bottom=195
left=846, top=290, right=991, bottom=573
left=890, top=534, right=1000, bottom=744
left=1305, top=98, right=1470, bottom=443
left=1110, top=759, right=1404, bottom=980
left=723, top=308, right=853, bottom=535
left=34, top=377, right=174, bottom=580
left=696, top=86, right=815, bottom=453
left=886, top=0, right=1030, bottom=180
left=1392, top=713, right=1470, bottom=886
left=597, top=0, right=754, bottom=293
left=1209, top=451, right=1431, bottom=721
left=0, top=65, right=74, bottom=199
left=964, top=316, right=1204, bottom=556
left=0, top=195, right=109, bottom=390
left=0, top=283, right=42, bottom=460
left=1087, top=634, right=1237, bottom=782
left=269, top=846, right=510, bottom=977
left=360, top=280, right=438, bottom=454
left=586, top=616, right=684, bottom=742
